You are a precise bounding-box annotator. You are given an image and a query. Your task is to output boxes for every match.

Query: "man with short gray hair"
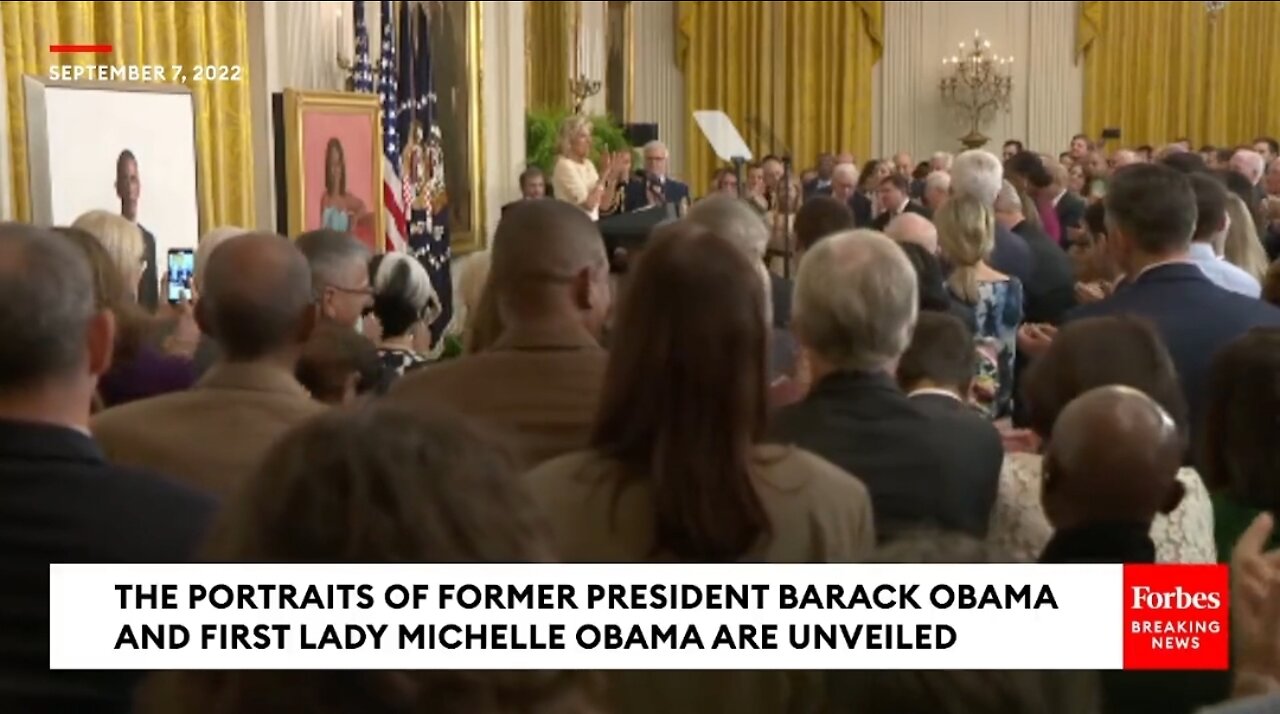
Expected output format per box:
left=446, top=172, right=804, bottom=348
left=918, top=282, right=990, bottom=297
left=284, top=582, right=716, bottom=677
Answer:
left=1231, top=149, right=1268, bottom=206
left=830, top=163, right=860, bottom=204
left=952, top=149, right=1032, bottom=283
left=296, top=228, right=373, bottom=329
left=885, top=212, right=938, bottom=255
left=93, top=233, right=327, bottom=497
left=686, top=195, right=785, bottom=328
left=624, top=139, right=690, bottom=211
left=922, top=170, right=951, bottom=212
left=771, top=229, right=1001, bottom=540
left=0, top=223, right=213, bottom=712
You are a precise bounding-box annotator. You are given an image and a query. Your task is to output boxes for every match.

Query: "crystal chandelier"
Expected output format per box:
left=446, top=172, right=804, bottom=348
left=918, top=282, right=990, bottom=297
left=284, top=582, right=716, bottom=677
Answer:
left=1204, top=1, right=1228, bottom=18
left=940, top=31, right=1014, bottom=149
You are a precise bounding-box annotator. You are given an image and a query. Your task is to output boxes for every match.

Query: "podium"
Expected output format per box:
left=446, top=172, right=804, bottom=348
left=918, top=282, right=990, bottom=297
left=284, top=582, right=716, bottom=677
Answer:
left=598, top=204, right=677, bottom=273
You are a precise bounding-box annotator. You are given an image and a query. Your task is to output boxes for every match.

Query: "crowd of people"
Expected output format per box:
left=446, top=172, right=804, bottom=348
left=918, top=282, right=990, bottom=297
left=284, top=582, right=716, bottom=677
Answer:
left=4, top=125, right=1280, bottom=714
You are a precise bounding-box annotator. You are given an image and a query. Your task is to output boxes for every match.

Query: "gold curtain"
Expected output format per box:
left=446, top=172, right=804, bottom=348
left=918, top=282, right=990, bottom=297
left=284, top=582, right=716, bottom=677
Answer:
left=525, top=0, right=572, bottom=111
left=676, top=1, right=882, bottom=193
left=2, top=1, right=254, bottom=230
left=1080, top=1, right=1280, bottom=147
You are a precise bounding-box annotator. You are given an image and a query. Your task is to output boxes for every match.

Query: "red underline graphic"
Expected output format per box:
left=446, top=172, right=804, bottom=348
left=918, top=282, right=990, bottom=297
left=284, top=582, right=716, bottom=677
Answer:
left=49, top=44, right=112, bottom=53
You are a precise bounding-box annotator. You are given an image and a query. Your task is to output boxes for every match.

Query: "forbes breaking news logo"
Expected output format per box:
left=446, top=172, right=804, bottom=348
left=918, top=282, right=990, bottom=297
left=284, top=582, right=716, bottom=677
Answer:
left=1122, top=565, right=1229, bottom=670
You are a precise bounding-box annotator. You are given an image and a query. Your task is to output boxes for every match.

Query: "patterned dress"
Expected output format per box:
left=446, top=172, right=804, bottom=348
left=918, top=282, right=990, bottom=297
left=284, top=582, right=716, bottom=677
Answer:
left=377, top=348, right=428, bottom=383
left=958, top=279, right=1024, bottom=420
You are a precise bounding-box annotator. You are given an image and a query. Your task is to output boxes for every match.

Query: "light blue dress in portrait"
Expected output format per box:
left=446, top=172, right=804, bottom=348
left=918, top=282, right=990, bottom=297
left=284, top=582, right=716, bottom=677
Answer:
left=322, top=206, right=350, bottom=232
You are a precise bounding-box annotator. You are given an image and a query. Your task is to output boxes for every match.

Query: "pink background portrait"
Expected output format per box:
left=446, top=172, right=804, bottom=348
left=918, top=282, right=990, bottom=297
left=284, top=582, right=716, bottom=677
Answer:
left=302, top=110, right=376, bottom=248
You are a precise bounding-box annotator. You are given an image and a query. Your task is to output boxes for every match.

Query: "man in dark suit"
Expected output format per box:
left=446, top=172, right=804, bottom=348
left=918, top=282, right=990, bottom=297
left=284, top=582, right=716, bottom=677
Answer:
left=803, top=152, right=835, bottom=200
left=895, top=311, right=1003, bottom=535
left=1067, top=164, right=1280, bottom=457
left=994, top=180, right=1074, bottom=324
left=771, top=230, right=993, bottom=541
left=623, top=141, right=690, bottom=213
left=116, top=149, right=158, bottom=311
left=0, top=223, right=213, bottom=713
left=871, top=174, right=931, bottom=231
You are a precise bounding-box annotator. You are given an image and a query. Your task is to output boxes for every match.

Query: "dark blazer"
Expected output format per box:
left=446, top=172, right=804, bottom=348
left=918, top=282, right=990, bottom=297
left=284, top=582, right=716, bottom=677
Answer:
left=138, top=224, right=159, bottom=311
left=907, top=392, right=1003, bottom=533
left=849, top=192, right=874, bottom=228
left=1012, top=219, right=1076, bottom=325
left=1055, top=191, right=1088, bottom=233
left=0, top=419, right=214, bottom=713
left=990, top=223, right=1034, bottom=286
left=1067, top=263, right=1280, bottom=455
left=770, top=371, right=999, bottom=540
left=909, top=178, right=926, bottom=200
left=870, top=200, right=932, bottom=232
left=623, top=176, right=690, bottom=213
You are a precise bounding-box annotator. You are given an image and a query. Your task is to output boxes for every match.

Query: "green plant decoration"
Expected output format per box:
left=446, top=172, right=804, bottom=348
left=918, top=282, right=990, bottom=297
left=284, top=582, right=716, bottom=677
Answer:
left=525, top=109, right=631, bottom=176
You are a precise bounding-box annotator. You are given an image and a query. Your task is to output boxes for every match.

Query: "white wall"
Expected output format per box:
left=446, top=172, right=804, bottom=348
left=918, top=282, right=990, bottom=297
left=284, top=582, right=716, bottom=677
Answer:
left=878, top=0, right=1083, bottom=160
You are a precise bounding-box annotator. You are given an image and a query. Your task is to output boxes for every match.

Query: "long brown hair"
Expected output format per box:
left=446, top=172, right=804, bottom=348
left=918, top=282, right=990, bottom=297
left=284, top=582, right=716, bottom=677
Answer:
left=1202, top=328, right=1280, bottom=514
left=591, top=221, right=770, bottom=561
left=139, top=405, right=602, bottom=714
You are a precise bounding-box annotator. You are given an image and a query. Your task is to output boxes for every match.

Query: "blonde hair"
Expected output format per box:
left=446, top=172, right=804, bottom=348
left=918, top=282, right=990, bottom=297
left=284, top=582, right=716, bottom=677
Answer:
left=557, top=115, right=593, bottom=157
left=456, top=251, right=497, bottom=352
left=936, top=195, right=995, bottom=305
left=1223, top=194, right=1269, bottom=281
left=72, top=210, right=144, bottom=292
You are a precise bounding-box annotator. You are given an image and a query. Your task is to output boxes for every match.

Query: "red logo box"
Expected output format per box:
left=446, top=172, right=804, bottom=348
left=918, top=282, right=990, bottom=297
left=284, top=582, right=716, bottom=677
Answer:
left=1122, top=564, right=1229, bottom=670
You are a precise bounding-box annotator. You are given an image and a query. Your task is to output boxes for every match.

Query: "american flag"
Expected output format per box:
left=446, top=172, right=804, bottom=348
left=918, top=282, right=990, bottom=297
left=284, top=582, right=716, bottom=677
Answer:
left=399, top=1, right=453, bottom=347
left=350, top=1, right=373, bottom=92
left=369, top=0, right=407, bottom=253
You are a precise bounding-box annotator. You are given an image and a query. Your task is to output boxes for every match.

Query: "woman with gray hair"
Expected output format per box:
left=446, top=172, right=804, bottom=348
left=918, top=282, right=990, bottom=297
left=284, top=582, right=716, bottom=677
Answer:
left=368, top=252, right=441, bottom=382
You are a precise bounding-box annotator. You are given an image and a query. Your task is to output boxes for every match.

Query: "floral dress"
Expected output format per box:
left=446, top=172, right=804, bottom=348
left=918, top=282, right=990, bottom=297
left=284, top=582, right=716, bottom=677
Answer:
left=959, top=278, right=1023, bottom=420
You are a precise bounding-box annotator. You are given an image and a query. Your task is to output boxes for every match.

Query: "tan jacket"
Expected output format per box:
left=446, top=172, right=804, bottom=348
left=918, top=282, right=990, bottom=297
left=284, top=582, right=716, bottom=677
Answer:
left=526, top=444, right=875, bottom=562
left=386, top=324, right=607, bottom=469
left=91, top=363, right=328, bottom=498
left=525, top=445, right=874, bottom=714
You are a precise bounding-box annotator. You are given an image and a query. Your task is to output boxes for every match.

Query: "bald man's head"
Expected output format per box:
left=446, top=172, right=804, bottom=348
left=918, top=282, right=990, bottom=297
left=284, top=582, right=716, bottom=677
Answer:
left=196, top=232, right=315, bottom=361
left=1043, top=386, right=1184, bottom=530
left=490, top=199, right=610, bottom=335
left=885, top=213, right=938, bottom=255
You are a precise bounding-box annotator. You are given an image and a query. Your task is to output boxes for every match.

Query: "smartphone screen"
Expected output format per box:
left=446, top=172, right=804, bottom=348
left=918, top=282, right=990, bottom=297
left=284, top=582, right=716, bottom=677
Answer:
left=167, top=248, right=194, bottom=304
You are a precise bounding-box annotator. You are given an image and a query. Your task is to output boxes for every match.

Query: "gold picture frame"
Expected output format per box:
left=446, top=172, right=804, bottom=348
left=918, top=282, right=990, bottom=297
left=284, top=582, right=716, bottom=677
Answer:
left=606, top=0, right=635, bottom=123
left=427, top=0, right=487, bottom=255
left=282, top=89, right=385, bottom=253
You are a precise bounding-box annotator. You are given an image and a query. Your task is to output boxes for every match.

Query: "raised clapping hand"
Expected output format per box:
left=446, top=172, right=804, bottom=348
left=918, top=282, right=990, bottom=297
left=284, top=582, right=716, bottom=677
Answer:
left=1230, top=512, right=1280, bottom=695
left=1016, top=323, right=1058, bottom=359
left=1074, top=281, right=1110, bottom=305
